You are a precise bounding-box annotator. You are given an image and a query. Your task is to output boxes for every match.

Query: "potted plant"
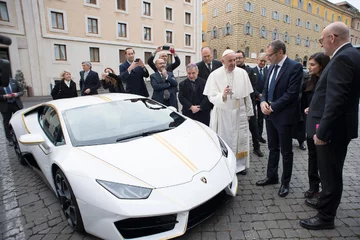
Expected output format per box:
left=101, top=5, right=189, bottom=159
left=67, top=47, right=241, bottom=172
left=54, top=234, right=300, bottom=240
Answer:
left=14, top=70, right=28, bottom=97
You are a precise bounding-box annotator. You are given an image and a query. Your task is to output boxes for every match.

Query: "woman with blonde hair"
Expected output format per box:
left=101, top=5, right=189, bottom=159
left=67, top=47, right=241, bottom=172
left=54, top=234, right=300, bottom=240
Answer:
left=101, top=67, right=125, bottom=93
left=51, top=70, right=78, bottom=100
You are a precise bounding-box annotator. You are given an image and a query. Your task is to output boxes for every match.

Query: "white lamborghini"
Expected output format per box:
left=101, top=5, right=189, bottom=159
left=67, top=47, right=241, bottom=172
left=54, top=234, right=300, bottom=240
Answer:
left=9, top=93, right=238, bottom=240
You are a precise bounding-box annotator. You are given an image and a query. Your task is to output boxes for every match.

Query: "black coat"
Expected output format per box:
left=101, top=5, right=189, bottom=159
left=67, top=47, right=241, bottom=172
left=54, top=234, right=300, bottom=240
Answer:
left=51, top=80, right=78, bottom=100
left=150, top=71, right=178, bottom=108
left=196, top=60, right=222, bottom=81
left=147, top=54, right=181, bottom=73
left=252, top=66, right=268, bottom=99
left=0, top=79, right=23, bottom=113
left=178, top=78, right=212, bottom=126
left=307, top=43, right=360, bottom=142
left=119, top=61, right=149, bottom=97
left=101, top=72, right=125, bottom=93
left=79, top=70, right=101, bottom=96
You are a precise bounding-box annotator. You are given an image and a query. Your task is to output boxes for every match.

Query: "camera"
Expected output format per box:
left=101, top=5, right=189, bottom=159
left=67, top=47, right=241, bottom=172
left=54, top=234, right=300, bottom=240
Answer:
left=162, top=45, right=170, bottom=50
left=134, top=58, right=140, bottom=62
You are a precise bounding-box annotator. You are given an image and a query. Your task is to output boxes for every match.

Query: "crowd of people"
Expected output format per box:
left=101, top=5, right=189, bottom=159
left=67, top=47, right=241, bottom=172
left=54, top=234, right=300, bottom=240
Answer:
left=1, top=21, right=359, bottom=231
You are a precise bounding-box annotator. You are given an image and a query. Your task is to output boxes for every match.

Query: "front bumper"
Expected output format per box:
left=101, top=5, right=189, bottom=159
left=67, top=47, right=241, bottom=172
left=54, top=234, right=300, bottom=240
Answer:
left=72, top=158, right=238, bottom=239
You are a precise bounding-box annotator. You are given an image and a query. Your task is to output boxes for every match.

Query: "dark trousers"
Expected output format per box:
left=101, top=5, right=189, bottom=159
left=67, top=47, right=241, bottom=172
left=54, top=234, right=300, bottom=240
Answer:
left=249, top=100, right=260, bottom=150
left=1, top=102, right=20, bottom=140
left=265, top=119, right=294, bottom=184
left=256, top=101, right=264, bottom=137
left=306, top=137, right=320, bottom=190
left=316, top=136, right=350, bottom=221
left=292, top=120, right=306, bottom=143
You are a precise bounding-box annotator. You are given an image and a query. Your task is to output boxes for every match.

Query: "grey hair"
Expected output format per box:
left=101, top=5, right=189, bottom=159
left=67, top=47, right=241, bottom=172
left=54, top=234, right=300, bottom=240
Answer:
left=81, top=61, right=92, bottom=67
left=186, top=63, right=199, bottom=71
left=60, top=70, right=71, bottom=79
left=267, top=40, right=286, bottom=54
left=258, top=53, right=267, bottom=59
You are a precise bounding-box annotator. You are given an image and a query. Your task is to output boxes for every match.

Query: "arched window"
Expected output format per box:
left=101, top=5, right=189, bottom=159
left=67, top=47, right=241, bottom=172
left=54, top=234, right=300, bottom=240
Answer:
left=213, top=49, right=217, bottom=59
left=244, top=22, right=253, bottom=36
left=284, top=14, right=290, bottom=24
left=213, top=8, right=218, bottom=17
left=296, top=18, right=302, bottom=26
left=212, top=26, right=218, bottom=39
left=304, top=37, right=310, bottom=47
left=283, top=32, right=290, bottom=43
left=272, top=29, right=278, bottom=40
left=338, top=15, right=342, bottom=21
left=245, top=47, right=250, bottom=58
left=316, top=6, right=320, bottom=15
left=272, top=11, right=280, bottom=20
left=345, top=19, right=348, bottom=25
left=244, top=2, right=254, bottom=12
left=307, top=3, right=312, bottom=13
left=306, top=21, right=311, bottom=29
left=260, top=26, right=267, bottom=39
left=314, top=24, right=320, bottom=32
left=296, top=34, right=301, bottom=45
left=325, top=10, right=328, bottom=20
left=225, top=22, right=232, bottom=35
left=314, top=39, right=317, bottom=48
left=285, top=0, right=291, bottom=5
left=202, top=31, right=206, bottom=42
left=261, top=7, right=266, bottom=16
left=298, top=0, right=304, bottom=9
left=332, top=13, right=334, bottom=21
left=260, top=48, right=264, bottom=53
left=226, top=3, right=232, bottom=12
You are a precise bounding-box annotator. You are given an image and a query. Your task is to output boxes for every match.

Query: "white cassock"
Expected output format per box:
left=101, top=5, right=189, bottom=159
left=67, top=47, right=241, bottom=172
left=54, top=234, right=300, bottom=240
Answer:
left=203, top=66, right=254, bottom=173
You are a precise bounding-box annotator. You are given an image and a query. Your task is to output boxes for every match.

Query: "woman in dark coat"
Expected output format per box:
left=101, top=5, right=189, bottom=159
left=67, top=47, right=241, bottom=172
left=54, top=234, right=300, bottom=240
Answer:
left=101, top=67, right=125, bottom=93
left=51, top=70, right=78, bottom=100
left=301, top=52, right=330, bottom=198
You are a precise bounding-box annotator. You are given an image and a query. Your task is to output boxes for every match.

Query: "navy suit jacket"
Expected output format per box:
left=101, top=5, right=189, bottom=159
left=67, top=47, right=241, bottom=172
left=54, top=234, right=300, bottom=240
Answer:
left=261, top=57, right=303, bottom=125
left=150, top=71, right=177, bottom=107
left=252, top=66, right=268, bottom=99
left=306, top=43, right=360, bottom=142
left=0, top=79, right=23, bottom=112
left=196, top=60, right=222, bottom=81
left=119, top=61, right=149, bottom=97
left=79, top=70, right=101, bottom=96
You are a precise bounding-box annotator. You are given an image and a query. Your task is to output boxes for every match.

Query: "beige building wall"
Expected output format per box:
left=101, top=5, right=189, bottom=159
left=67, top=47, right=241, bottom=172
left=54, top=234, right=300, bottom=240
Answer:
left=204, top=0, right=356, bottom=65
left=0, top=0, right=202, bottom=96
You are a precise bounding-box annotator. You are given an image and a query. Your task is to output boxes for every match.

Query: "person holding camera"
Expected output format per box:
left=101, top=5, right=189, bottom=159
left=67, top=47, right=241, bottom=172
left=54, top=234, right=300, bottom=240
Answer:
left=0, top=78, right=24, bottom=146
left=147, top=45, right=180, bottom=73
left=101, top=67, right=125, bottom=93
left=119, top=48, right=149, bottom=97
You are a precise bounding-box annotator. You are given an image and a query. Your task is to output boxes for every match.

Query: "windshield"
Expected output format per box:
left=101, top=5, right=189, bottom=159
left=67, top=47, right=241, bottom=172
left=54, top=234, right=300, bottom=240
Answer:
left=63, top=98, right=186, bottom=146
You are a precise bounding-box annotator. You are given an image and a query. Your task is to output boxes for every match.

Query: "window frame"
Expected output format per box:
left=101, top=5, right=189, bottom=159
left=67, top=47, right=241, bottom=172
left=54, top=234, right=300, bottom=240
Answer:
left=165, top=6, right=173, bottom=22
left=54, top=44, right=67, bottom=61
left=143, top=25, right=153, bottom=42
left=84, top=0, right=100, bottom=8
left=115, top=0, right=127, bottom=13
left=117, top=21, right=128, bottom=40
left=89, top=47, right=100, bottom=62
left=38, top=106, right=65, bottom=146
left=184, top=33, right=192, bottom=47
left=142, top=1, right=152, bottom=18
left=48, top=8, right=68, bottom=33
left=185, top=11, right=192, bottom=26
left=165, top=29, right=173, bottom=44
left=85, top=15, right=101, bottom=37
left=0, top=1, right=9, bottom=22
left=226, top=2, right=232, bottom=12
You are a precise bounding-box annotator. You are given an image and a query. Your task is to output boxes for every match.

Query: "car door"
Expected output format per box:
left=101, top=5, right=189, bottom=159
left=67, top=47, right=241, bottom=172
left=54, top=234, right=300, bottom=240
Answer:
left=32, top=105, right=66, bottom=189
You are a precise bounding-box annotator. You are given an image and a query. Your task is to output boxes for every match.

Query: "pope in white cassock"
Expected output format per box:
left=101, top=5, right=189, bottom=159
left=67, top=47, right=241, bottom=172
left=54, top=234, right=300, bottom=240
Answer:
left=203, top=49, right=254, bottom=173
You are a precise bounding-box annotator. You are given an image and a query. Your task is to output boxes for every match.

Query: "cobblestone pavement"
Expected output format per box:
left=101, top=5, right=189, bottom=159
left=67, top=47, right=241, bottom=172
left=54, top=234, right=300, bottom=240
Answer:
left=1, top=93, right=359, bottom=240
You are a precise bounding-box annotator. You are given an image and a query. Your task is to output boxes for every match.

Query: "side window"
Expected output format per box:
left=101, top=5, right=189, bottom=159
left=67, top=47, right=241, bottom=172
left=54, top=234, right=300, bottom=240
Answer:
left=39, top=106, right=65, bottom=146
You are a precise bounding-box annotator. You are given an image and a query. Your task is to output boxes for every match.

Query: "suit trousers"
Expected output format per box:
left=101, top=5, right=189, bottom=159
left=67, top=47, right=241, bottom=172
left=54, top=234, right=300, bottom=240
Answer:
left=266, top=119, right=294, bottom=184
left=316, top=135, right=350, bottom=221
left=1, top=102, right=20, bottom=140
left=249, top=100, right=260, bottom=150
left=256, top=101, right=264, bottom=137
left=306, top=137, right=320, bottom=190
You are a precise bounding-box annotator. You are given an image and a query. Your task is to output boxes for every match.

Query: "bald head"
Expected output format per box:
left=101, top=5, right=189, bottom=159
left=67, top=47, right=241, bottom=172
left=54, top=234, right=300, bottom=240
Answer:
left=201, top=46, right=213, bottom=64
left=321, top=21, right=350, bottom=56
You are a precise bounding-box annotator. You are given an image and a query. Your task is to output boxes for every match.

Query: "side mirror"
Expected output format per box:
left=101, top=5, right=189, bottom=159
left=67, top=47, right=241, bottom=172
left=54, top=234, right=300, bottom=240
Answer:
left=19, top=134, right=45, bottom=145
left=168, top=106, right=177, bottom=112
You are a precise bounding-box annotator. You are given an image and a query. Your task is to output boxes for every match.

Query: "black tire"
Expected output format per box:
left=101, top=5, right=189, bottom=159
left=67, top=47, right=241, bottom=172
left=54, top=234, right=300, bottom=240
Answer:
left=54, top=168, right=85, bottom=233
left=10, top=128, right=26, bottom=165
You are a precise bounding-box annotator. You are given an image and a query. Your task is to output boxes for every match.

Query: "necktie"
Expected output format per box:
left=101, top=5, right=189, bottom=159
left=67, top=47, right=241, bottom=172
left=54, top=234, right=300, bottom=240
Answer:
left=268, top=65, right=280, bottom=103
left=259, top=68, right=263, bottom=81
left=5, top=85, right=14, bottom=103
left=207, top=63, right=212, bottom=71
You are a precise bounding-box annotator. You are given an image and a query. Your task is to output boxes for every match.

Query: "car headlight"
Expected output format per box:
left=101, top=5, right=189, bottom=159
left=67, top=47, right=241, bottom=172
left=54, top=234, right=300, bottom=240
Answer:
left=96, top=180, right=152, bottom=199
left=217, top=136, right=228, bottom=158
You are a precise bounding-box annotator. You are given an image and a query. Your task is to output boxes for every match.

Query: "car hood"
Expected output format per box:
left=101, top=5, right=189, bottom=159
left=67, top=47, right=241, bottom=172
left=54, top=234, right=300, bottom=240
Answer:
left=78, top=120, right=223, bottom=188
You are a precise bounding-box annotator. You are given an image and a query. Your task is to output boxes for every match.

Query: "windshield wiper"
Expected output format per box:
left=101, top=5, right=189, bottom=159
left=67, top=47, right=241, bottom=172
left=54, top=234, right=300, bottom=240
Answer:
left=116, top=128, right=171, bottom=142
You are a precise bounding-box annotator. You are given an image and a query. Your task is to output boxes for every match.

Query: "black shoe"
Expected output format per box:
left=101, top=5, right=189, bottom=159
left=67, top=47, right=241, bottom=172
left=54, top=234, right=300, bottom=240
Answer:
left=239, top=169, right=247, bottom=175
left=300, top=216, right=334, bottom=230
left=259, top=137, right=266, bottom=143
left=299, top=142, right=306, bottom=150
left=278, top=184, right=290, bottom=197
left=305, top=197, right=322, bottom=209
left=304, top=188, right=319, bottom=198
left=253, top=149, right=264, bottom=157
left=256, top=177, right=278, bottom=186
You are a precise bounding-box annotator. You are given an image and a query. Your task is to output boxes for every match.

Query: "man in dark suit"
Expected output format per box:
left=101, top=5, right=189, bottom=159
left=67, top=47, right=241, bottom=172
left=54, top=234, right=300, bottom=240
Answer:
left=253, top=53, right=268, bottom=143
left=147, top=46, right=180, bottom=73
left=79, top=61, right=101, bottom=96
left=0, top=78, right=23, bottom=146
left=120, top=48, right=149, bottom=97
left=300, top=22, right=360, bottom=230
left=236, top=50, right=264, bottom=158
left=196, top=46, right=222, bottom=81
left=150, top=59, right=178, bottom=107
left=256, top=40, right=303, bottom=198
left=178, top=63, right=212, bottom=126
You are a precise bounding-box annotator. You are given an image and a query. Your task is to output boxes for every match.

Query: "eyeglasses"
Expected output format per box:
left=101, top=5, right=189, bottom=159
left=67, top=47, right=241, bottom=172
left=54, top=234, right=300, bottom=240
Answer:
left=259, top=60, right=267, bottom=63
left=266, top=51, right=277, bottom=57
left=318, top=34, right=338, bottom=44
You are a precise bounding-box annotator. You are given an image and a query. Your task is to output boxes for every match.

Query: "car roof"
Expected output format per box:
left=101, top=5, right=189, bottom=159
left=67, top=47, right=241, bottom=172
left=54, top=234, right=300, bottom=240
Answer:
left=46, top=93, right=145, bottom=112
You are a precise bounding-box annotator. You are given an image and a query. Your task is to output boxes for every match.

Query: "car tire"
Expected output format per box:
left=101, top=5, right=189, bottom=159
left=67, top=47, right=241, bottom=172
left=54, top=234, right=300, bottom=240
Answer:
left=10, top=128, right=26, bottom=165
left=54, top=168, right=85, bottom=233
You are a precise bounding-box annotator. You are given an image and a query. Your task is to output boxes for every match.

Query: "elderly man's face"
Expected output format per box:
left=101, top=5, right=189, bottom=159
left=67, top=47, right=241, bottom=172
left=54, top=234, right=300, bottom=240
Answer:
left=156, top=59, right=166, bottom=70
left=187, top=66, right=198, bottom=81
left=222, top=53, right=236, bottom=72
left=159, top=53, right=168, bottom=62
left=319, top=29, right=333, bottom=56
left=257, top=55, right=267, bottom=68
left=201, top=47, right=213, bottom=64
left=82, top=63, right=90, bottom=72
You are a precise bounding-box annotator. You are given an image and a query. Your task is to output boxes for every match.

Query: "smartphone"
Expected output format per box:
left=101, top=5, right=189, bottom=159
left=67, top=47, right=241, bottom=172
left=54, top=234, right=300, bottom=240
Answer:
left=162, top=45, right=170, bottom=50
left=134, top=58, right=140, bottom=62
